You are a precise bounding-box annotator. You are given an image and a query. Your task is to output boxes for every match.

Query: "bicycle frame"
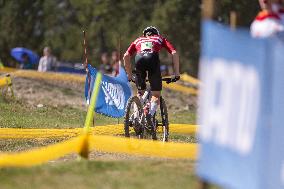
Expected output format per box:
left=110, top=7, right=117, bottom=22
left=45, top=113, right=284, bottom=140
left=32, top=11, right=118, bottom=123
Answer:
left=125, top=76, right=176, bottom=140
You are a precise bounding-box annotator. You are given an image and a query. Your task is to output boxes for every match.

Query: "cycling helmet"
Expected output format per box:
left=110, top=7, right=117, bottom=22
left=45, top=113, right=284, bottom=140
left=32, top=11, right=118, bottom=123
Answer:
left=143, top=26, right=160, bottom=37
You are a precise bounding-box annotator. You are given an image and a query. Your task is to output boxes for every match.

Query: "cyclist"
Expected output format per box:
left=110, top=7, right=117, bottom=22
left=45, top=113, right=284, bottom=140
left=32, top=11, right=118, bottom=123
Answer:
left=123, top=26, right=180, bottom=126
left=250, top=0, right=284, bottom=38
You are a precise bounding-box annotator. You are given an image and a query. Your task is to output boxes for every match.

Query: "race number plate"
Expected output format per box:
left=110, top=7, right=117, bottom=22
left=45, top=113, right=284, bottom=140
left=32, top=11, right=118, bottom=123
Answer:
left=141, top=42, right=153, bottom=51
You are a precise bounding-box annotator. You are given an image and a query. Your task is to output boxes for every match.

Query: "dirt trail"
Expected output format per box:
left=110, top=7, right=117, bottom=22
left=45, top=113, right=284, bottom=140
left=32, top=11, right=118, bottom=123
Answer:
left=11, top=77, right=86, bottom=109
left=10, top=75, right=197, bottom=112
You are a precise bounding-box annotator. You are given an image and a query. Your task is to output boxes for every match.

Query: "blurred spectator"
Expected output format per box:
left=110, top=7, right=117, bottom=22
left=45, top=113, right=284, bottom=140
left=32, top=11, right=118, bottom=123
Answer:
left=38, top=47, right=57, bottom=72
left=99, top=52, right=112, bottom=74
left=250, top=0, right=284, bottom=38
left=20, top=53, right=33, bottom=69
left=111, top=50, right=120, bottom=76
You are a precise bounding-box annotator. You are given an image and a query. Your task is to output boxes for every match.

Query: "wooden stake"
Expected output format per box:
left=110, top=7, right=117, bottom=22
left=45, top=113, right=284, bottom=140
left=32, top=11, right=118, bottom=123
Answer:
left=118, top=34, right=122, bottom=61
left=202, top=0, right=215, bottom=19
left=230, top=11, right=237, bottom=30
left=82, top=30, right=89, bottom=69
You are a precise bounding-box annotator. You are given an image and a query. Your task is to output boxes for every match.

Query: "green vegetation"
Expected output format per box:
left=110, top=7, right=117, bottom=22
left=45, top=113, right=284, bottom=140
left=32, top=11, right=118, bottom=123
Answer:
left=0, top=100, right=202, bottom=189
left=0, top=82, right=200, bottom=189
left=0, top=100, right=114, bottom=128
left=169, top=134, right=197, bottom=143
left=0, top=0, right=259, bottom=76
left=0, top=138, right=65, bottom=152
left=0, top=160, right=200, bottom=189
left=0, top=98, right=196, bottom=150
left=0, top=100, right=196, bottom=129
left=170, top=110, right=196, bottom=124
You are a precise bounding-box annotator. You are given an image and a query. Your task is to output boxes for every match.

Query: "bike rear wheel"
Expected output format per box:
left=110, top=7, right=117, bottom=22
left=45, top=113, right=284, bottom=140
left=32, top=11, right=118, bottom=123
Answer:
left=153, top=97, right=169, bottom=142
left=124, top=96, right=143, bottom=138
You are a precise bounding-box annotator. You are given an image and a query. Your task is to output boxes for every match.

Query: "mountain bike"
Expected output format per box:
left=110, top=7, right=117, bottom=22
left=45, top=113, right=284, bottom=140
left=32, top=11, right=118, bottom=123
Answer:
left=124, top=77, right=177, bottom=142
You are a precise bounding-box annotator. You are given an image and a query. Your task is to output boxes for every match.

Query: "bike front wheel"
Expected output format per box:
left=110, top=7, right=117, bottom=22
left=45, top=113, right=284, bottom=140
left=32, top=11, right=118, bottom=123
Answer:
left=153, top=97, right=169, bottom=142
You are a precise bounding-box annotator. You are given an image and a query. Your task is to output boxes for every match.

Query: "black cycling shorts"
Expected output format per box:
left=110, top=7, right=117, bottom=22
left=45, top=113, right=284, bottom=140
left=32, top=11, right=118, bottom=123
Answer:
left=134, top=52, right=162, bottom=91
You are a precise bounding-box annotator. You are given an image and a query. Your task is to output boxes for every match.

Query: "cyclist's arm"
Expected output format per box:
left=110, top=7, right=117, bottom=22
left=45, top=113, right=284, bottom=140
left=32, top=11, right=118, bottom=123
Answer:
left=172, top=51, right=180, bottom=77
left=163, top=38, right=180, bottom=77
left=123, top=42, right=136, bottom=80
left=123, top=52, right=132, bottom=80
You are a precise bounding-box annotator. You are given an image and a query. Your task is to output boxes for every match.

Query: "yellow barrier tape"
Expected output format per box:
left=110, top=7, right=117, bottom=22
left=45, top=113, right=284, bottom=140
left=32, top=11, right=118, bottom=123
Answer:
left=0, top=67, right=17, bottom=73
left=0, top=134, right=197, bottom=167
left=0, top=75, right=12, bottom=88
left=0, top=135, right=87, bottom=167
left=0, top=128, right=81, bottom=139
left=0, top=68, right=85, bottom=83
left=0, top=124, right=197, bottom=139
left=0, top=74, right=14, bottom=97
left=0, top=68, right=198, bottom=166
left=89, top=135, right=197, bottom=159
left=0, top=77, right=7, bottom=87
left=170, top=124, right=197, bottom=134
left=14, top=70, right=85, bottom=83
left=180, top=73, right=200, bottom=85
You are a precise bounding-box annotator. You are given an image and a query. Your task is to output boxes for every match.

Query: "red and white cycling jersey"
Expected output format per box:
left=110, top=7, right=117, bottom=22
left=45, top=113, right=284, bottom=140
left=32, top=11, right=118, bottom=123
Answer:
left=126, top=35, right=176, bottom=56
left=250, top=10, right=284, bottom=38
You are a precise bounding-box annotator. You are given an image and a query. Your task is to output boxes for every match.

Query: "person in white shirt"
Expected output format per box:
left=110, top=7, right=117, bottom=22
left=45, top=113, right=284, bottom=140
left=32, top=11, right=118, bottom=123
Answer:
left=38, top=47, right=57, bottom=72
left=250, top=0, right=284, bottom=38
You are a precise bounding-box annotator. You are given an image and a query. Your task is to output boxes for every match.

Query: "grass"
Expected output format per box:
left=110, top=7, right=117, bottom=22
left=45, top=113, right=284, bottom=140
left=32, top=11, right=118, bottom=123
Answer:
left=0, top=160, right=199, bottom=189
left=0, top=99, right=196, bottom=129
left=0, top=98, right=207, bottom=189
left=0, top=99, right=117, bottom=129
left=0, top=98, right=197, bottom=151
left=170, top=110, right=196, bottom=124
left=0, top=138, right=66, bottom=152
left=169, top=134, right=198, bottom=143
left=0, top=97, right=197, bottom=146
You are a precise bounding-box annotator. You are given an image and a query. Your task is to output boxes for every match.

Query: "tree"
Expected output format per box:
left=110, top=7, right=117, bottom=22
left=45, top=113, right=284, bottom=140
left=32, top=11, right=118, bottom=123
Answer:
left=0, top=0, right=259, bottom=75
left=0, top=0, right=44, bottom=66
left=152, top=0, right=201, bottom=76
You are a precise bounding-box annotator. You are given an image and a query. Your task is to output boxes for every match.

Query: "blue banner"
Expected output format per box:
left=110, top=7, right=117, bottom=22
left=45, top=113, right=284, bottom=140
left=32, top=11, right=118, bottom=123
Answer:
left=85, top=64, right=132, bottom=118
left=266, top=40, right=284, bottom=189
left=197, top=21, right=279, bottom=189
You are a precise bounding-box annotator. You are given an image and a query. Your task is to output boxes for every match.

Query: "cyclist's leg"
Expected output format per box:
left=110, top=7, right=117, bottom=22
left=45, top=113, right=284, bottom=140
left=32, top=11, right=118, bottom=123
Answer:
left=148, top=53, right=162, bottom=116
left=134, top=54, right=147, bottom=98
left=150, top=91, right=161, bottom=115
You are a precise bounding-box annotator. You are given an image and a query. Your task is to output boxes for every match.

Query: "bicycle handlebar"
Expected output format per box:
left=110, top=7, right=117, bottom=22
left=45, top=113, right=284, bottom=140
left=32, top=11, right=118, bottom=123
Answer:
left=129, top=76, right=180, bottom=84
left=161, top=77, right=176, bottom=84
